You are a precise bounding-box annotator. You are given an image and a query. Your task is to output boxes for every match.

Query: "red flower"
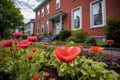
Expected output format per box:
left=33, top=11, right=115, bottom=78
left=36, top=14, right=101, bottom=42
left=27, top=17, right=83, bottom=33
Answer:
left=27, top=54, right=33, bottom=60
left=43, top=42, right=48, bottom=46
left=88, top=46, right=104, bottom=53
left=54, top=46, right=82, bottom=63
left=2, top=40, right=12, bottom=47
left=49, top=78, right=56, bottom=80
left=0, top=57, right=3, bottom=62
left=13, top=32, right=22, bottom=38
left=77, top=45, right=84, bottom=50
left=14, top=42, right=18, bottom=45
left=17, top=40, right=31, bottom=48
left=28, top=36, right=37, bottom=42
left=44, top=72, right=50, bottom=76
left=52, top=41, right=56, bottom=45
left=32, top=74, right=40, bottom=80
left=106, top=39, right=114, bottom=44
left=32, top=48, right=37, bottom=52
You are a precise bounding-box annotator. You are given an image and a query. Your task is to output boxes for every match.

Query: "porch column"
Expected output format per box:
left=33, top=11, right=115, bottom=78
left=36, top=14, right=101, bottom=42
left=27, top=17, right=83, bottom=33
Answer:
left=60, top=14, right=62, bottom=40
left=60, top=14, right=62, bottom=31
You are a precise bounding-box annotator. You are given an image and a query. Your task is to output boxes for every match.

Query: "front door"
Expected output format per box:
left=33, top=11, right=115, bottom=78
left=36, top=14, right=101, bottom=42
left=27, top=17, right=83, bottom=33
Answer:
left=54, top=22, right=61, bottom=35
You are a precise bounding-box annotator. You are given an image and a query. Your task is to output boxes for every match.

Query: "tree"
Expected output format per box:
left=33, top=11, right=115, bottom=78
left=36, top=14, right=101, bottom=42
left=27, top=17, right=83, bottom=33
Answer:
left=0, top=0, right=24, bottom=38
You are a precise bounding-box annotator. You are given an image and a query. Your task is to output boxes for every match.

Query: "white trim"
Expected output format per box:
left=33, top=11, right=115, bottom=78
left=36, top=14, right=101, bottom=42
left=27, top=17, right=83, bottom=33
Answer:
left=56, top=0, right=60, bottom=10
left=41, top=8, right=44, bottom=17
left=41, top=22, right=44, bottom=34
left=46, top=4, right=50, bottom=15
left=71, top=6, right=82, bottom=30
left=90, top=0, right=106, bottom=28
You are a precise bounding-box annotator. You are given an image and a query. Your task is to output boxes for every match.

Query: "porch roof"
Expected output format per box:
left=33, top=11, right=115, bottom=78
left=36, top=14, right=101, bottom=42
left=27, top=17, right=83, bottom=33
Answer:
left=48, top=11, right=66, bottom=21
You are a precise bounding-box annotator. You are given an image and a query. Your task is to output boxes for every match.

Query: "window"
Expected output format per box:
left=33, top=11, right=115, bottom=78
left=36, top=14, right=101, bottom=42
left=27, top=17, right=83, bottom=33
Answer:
left=91, top=0, right=105, bottom=28
left=56, top=0, right=60, bottom=10
left=46, top=21, right=49, bottom=34
left=41, top=8, right=44, bottom=17
left=46, top=4, right=50, bottom=15
left=72, top=7, right=82, bottom=30
left=37, top=24, right=40, bottom=33
left=37, top=10, right=40, bottom=19
left=41, top=23, right=44, bottom=34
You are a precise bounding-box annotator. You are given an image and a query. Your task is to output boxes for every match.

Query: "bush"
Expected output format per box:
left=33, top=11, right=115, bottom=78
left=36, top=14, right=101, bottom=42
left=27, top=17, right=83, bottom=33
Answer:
left=72, top=30, right=88, bottom=43
left=85, top=37, right=96, bottom=45
left=22, top=34, right=28, bottom=39
left=67, top=36, right=76, bottom=42
left=96, top=41, right=107, bottom=47
left=104, top=17, right=120, bottom=46
left=59, top=30, right=71, bottom=41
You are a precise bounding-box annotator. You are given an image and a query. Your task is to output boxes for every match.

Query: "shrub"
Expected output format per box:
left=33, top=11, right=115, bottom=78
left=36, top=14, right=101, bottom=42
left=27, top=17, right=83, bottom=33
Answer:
left=85, top=37, right=96, bottom=45
left=59, top=30, right=71, bottom=41
left=104, top=17, right=120, bottom=47
left=96, top=41, right=107, bottom=47
left=22, top=34, right=28, bottom=39
left=67, top=36, right=76, bottom=42
left=72, top=30, right=88, bottom=43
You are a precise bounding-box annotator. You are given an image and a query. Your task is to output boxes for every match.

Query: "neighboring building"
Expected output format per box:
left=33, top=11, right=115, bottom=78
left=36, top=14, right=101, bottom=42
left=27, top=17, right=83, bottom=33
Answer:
left=33, top=0, right=120, bottom=41
left=24, top=19, right=35, bottom=36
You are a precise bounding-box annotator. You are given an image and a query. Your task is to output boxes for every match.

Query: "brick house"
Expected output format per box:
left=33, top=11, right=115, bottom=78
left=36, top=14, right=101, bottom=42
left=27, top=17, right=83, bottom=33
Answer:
left=33, top=0, right=120, bottom=41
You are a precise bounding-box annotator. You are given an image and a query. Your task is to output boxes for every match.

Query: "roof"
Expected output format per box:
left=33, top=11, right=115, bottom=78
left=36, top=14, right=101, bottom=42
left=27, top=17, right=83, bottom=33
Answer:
left=33, top=0, right=50, bottom=11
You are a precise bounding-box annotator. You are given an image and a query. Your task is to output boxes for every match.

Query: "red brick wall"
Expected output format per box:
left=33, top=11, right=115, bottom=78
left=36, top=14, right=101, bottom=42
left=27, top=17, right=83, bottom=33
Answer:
left=35, top=0, right=120, bottom=37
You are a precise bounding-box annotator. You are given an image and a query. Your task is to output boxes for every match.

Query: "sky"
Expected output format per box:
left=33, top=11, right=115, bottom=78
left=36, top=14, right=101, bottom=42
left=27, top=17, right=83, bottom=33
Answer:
left=13, top=0, right=43, bottom=23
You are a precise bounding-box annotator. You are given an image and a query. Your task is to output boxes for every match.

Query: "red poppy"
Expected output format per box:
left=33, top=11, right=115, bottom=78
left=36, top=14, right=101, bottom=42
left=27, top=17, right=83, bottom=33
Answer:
left=32, top=74, right=41, bottom=80
left=77, top=45, right=84, bottom=50
left=44, top=72, right=50, bottom=76
left=54, top=46, right=82, bottom=63
left=13, top=32, right=22, bottom=38
left=49, top=78, right=56, bottom=80
left=52, top=41, right=56, bottom=45
left=32, top=48, right=37, bottom=52
left=106, top=39, right=114, bottom=44
left=14, top=42, right=18, bottom=45
left=28, top=36, right=37, bottom=42
left=0, top=57, right=3, bottom=62
left=27, top=54, right=33, bottom=60
left=43, top=42, right=48, bottom=46
left=2, top=40, right=12, bottom=47
left=88, top=46, right=104, bottom=53
left=17, top=40, right=31, bottom=48
left=13, top=48, right=18, bottom=51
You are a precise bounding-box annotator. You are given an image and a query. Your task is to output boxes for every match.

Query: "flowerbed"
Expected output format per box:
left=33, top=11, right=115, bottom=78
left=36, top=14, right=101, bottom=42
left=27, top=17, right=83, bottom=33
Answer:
left=0, top=33, right=120, bottom=80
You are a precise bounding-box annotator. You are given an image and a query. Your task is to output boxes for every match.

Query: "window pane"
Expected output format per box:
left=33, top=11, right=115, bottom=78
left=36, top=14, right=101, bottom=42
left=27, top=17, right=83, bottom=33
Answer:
left=73, top=8, right=80, bottom=29
left=92, top=2, right=103, bottom=26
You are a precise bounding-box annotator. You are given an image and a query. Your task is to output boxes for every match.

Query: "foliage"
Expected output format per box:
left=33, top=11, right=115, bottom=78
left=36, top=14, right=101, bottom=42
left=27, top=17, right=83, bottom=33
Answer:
left=96, top=41, right=107, bottom=47
left=0, top=37, right=120, bottom=80
left=104, top=17, right=120, bottom=47
left=67, top=36, right=76, bottom=42
left=0, top=0, right=24, bottom=37
left=3, top=29, right=12, bottom=39
left=71, top=30, right=88, bottom=43
left=59, top=30, right=71, bottom=41
left=84, top=37, right=96, bottom=45
left=22, top=34, right=28, bottom=39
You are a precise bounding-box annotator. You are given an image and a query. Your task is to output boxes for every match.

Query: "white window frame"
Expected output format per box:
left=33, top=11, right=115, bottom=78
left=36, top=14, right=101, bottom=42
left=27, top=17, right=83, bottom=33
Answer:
left=37, top=24, right=40, bottom=34
left=46, top=21, right=49, bottom=34
left=56, top=0, right=60, bottom=10
left=41, top=22, right=44, bottom=34
left=90, top=0, right=106, bottom=28
left=37, top=10, right=40, bottom=19
left=46, top=4, right=50, bottom=15
left=71, top=6, right=82, bottom=30
left=41, top=8, right=44, bottom=17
